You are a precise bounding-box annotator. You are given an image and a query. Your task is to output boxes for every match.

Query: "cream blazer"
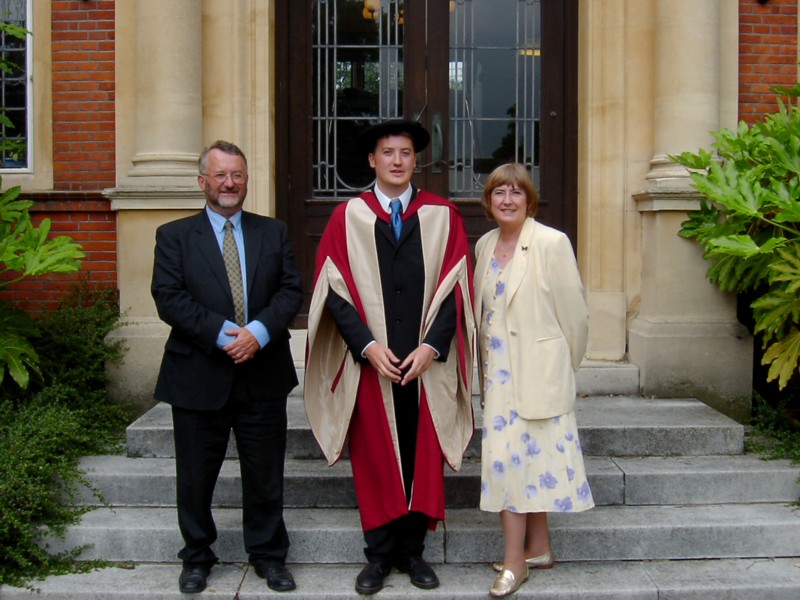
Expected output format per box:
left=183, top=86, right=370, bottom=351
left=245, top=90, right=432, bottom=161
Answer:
left=473, top=218, right=588, bottom=420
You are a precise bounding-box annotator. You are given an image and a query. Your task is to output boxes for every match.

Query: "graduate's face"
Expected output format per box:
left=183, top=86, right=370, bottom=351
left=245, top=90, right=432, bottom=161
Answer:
left=199, top=149, right=249, bottom=217
left=368, top=133, right=416, bottom=195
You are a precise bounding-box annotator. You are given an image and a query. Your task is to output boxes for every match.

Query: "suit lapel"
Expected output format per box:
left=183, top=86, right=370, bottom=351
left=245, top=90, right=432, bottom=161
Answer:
left=473, top=228, right=499, bottom=318
left=241, top=212, right=262, bottom=296
left=194, top=211, right=231, bottom=296
left=505, top=218, right=536, bottom=306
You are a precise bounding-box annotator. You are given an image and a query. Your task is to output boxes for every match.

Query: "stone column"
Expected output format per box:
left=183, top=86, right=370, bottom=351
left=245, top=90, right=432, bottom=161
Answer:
left=119, top=0, right=203, bottom=188
left=628, top=0, right=751, bottom=419
left=104, top=0, right=205, bottom=413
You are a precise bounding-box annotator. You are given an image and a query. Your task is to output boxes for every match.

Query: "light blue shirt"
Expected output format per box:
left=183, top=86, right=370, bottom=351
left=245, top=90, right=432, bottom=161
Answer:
left=205, top=206, right=270, bottom=349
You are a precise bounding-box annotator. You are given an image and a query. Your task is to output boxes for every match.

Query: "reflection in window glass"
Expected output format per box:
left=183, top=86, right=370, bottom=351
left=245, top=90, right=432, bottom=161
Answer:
left=450, top=0, right=540, bottom=198
left=313, top=0, right=404, bottom=197
left=310, top=0, right=540, bottom=201
left=0, top=0, right=28, bottom=170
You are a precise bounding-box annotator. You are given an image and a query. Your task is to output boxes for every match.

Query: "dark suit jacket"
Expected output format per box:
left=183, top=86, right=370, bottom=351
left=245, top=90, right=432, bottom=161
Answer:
left=151, top=209, right=303, bottom=410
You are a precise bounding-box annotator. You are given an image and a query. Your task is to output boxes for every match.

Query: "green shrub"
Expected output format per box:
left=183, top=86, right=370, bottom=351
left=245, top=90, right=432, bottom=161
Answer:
left=0, top=398, right=96, bottom=586
left=672, top=84, right=800, bottom=390
left=0, top=287, right=131, bottom=587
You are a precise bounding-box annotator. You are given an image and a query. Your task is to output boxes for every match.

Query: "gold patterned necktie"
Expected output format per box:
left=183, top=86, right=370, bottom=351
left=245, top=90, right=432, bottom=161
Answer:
left=223, top=220, right=245, bottom=326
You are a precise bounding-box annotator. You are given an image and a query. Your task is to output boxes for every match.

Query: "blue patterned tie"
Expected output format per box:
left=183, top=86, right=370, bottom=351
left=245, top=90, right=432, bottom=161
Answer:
left=390, top=199, right=403, bottom=241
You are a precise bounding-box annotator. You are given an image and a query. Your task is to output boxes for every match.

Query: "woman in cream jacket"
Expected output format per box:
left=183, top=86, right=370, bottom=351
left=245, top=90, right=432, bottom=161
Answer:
left=474, top=164, right=594, bottom=597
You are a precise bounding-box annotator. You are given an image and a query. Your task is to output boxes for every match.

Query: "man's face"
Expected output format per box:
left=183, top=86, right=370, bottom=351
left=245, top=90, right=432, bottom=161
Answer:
left=368, top=133, right=416, bottom=195
left=198, top=149, right=249, bottom=217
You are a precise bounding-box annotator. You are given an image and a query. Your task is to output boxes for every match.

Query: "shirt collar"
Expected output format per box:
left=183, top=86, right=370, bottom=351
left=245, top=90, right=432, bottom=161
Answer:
left=373, top=184, right=413, bottom=214
left=205, top=206, right=243, bottom=232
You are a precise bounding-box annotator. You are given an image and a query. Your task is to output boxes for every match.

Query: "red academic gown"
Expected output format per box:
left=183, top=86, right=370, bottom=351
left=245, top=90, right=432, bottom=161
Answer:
left=304, top=189, right=475, bottom=532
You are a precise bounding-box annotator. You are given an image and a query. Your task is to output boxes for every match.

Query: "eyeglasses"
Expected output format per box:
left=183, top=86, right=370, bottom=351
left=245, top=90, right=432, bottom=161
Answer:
left=201, top=172, right=248, bottom=184
left=491, top=187, right=525, bottom=200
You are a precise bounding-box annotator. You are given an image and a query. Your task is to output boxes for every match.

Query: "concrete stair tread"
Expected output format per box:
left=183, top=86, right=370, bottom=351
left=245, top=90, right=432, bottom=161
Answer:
left=126, top=396, right=745, bottom=458
left=44, top=504, right=800, bottom=564
left=4, top=558, right=800, bottom=599
left=78, top=454, right=800, bottom=508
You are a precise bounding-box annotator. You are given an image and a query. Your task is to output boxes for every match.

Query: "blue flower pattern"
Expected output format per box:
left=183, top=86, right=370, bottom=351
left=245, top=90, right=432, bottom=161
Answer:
left=479, top=255, right=594, bottom=514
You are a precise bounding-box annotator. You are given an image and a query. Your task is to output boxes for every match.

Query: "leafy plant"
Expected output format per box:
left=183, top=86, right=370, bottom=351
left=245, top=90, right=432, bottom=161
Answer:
left=0, top=398, right=98, bottom=587
left=672, top=84, right=800, bottom=390
left=0, top=179, right=85, bottom=388
left=0, top=289, right=130, bottom=588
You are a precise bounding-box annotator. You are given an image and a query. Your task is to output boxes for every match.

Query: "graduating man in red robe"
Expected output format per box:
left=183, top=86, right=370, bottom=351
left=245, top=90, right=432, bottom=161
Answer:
left=304, top=120, right=475, bottom=595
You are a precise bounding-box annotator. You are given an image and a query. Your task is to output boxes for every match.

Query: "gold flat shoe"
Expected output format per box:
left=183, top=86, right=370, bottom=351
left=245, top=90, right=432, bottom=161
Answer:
left=490, top=567, right=529, bottom=597
left=491, top=550, right=554, bottom=573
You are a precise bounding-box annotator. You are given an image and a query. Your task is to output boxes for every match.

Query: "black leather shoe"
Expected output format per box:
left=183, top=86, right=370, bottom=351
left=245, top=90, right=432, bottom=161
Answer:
left=355, top=562, right=392, bottom=595
left=254, top=564, right=296, bottom=592
left=395, top=556, right=439, bottom=590
left=178, top=565, right=210, bottom=594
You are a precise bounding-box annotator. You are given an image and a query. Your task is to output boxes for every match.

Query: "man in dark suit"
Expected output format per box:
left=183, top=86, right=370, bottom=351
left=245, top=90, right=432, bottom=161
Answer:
left=151, top=140, right=303, bottom=594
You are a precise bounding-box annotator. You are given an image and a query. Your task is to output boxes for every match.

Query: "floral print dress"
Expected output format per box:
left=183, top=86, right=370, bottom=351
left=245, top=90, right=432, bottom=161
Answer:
left=479, top=256, right=594, bottom=514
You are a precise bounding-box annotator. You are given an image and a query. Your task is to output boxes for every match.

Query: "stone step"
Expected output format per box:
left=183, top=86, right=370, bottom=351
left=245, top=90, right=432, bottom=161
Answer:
left=77, top=454, right=800, bottom=509
left=5, top=558, right=800, bottom=599
left=125, top=396, right=745, bottom=459
left=42, top=504, right=800, bottom=565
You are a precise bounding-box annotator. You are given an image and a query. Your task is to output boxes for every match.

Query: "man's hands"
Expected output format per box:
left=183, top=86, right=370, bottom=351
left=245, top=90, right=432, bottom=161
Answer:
left=365, top=342, right=435, bottom=385
left=222, top=326, right=261, bottom=364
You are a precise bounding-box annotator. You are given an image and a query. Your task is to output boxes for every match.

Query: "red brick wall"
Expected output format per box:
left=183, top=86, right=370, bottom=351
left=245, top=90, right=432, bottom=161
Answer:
left=51, top=0, right=116, bottom=189
left=0, top=1, right=117, bottom=314
left=0, top=194, right=116, bottom=313
left=739, top=0, right=799, bottom=123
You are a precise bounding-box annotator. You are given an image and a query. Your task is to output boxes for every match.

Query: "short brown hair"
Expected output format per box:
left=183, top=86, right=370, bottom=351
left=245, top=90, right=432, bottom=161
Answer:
left=480, top=163, right=539, bottom=220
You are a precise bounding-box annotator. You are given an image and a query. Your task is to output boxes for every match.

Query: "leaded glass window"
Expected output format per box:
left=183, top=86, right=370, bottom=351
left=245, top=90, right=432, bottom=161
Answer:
left=0, top=0, right=29, bottom=170
left=311, top=0, right=540, bottom=199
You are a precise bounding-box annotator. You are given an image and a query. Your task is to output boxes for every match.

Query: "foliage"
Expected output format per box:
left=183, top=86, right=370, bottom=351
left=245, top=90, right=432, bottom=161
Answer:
left=746, top=394, right=800, bottom=505
left=0, top=398, right=96, bottom=587
left=0, top=178, right=85, bottom=388
left=0, top=301, right=38, bottom=390
left=0, top=289, right=131, bottom=587
left=672, top=84, right=800, bottom=390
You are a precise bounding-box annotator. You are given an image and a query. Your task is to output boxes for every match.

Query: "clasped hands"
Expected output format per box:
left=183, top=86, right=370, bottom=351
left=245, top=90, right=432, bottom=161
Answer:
left=222, top=326, right=261, bottom=364
left=365, top=342, right=435, bottom=385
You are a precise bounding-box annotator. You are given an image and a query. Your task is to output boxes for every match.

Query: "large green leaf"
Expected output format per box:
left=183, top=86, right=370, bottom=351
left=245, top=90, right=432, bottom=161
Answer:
left=0, top=330, right=39, bottom=389
left=0, top=183, right=85, bottom=287
left=762, top=327, right=800, bottom=390
left=0, top=300, right=39, bottom=389
left=706, top=235, right=786, bottom=258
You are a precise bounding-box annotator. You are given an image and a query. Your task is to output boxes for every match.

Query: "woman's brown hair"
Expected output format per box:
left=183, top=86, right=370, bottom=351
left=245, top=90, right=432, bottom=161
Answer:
left=480, top=163, right=539, bottom=220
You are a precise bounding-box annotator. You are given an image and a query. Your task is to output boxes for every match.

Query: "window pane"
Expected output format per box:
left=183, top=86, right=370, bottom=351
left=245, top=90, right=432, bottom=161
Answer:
left=312, top=0, right=405, bottom=197
left=450, top=0, right=540, bottom=198
left=0, top=0, right=28, bottom=169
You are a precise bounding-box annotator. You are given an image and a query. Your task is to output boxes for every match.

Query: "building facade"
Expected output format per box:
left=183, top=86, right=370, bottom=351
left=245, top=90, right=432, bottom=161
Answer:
left=1, top=0, right=798, bottom=418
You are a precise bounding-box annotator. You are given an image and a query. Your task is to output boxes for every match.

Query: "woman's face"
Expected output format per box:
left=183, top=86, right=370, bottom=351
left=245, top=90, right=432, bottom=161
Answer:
left=490, top=183, right=528, bottom=230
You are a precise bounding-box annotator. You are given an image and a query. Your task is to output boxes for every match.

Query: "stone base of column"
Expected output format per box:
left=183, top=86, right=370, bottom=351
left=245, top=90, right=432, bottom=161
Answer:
left=628, top=316, right=752, bottom=422
left=106, top=318, right=169, bottom=417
